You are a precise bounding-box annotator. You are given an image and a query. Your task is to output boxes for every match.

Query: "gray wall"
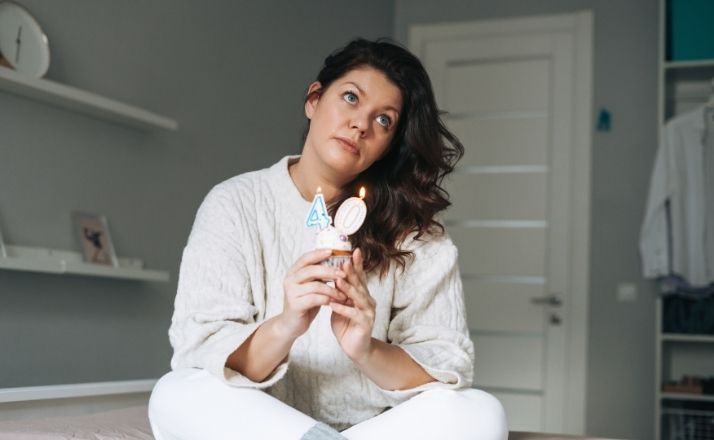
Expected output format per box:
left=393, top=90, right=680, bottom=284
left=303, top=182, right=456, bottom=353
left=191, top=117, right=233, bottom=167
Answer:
left=395, top=1, right=658, bottom=439
left=0, top=0, right=393, bottom=387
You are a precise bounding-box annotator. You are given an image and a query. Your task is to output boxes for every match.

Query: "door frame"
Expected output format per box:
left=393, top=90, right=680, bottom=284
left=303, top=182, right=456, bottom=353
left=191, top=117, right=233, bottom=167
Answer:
left=409, top=11, right=593, bottom=435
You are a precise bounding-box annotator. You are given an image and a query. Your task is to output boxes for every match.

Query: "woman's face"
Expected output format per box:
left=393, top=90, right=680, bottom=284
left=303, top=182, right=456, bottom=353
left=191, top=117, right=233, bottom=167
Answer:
left=304, top=66, right=402, bottom=180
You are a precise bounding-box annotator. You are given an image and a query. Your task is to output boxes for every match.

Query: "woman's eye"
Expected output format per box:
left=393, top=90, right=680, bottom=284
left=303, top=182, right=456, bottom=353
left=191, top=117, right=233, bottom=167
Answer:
left=376, top=115, right=391, bottom=128
left=343, top=92, right=358, bottom=104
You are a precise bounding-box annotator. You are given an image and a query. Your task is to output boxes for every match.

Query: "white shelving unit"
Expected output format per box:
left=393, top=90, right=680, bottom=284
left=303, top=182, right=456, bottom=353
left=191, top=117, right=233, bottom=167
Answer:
left=656, top=302, right=714, bottom=440
left=655, top=2, right=714, bottom=440
left=0, top=67, right=178, bottom=131
left=0, top=245, right=169, bottom=282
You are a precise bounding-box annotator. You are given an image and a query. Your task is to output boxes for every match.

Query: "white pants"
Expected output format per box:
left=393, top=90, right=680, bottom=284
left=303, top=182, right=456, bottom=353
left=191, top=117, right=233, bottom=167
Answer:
left=149, top=368, right=508, bottom=440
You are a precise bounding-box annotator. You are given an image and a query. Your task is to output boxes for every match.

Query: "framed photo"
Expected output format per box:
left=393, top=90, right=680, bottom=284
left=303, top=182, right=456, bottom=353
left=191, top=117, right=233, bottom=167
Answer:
left=72, top=211, right=118, bottom=267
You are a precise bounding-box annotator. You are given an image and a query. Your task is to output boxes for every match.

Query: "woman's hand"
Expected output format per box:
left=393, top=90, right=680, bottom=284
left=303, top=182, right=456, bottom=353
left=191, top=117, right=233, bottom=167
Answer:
left=277, top=249, right=347, bottom=339
left=329, top=248, right=377, bottom=364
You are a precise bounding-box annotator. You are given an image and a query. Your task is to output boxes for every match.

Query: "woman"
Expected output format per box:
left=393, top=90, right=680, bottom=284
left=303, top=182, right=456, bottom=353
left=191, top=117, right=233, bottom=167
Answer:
left=149, top=38, right=507, bottom=440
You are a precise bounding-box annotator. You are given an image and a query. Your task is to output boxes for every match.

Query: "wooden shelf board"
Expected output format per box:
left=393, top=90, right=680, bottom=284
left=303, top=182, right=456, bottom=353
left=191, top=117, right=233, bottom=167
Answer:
left=0, top=67, right=177, bottom=131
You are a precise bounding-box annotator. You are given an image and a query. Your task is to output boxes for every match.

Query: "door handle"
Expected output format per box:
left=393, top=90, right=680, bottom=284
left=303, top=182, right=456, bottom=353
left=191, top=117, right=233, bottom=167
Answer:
left=530, top=294, right=563, bottom=307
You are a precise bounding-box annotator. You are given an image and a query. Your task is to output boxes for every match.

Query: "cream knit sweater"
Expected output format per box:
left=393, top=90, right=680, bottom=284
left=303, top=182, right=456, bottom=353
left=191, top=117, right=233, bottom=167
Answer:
left=169, top=156, right=475, bottom=430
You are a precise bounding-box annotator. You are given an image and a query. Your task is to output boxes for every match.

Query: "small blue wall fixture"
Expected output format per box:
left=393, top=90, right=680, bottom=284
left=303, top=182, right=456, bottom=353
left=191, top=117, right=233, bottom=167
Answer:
left=597, top=108, right=611, bottom=132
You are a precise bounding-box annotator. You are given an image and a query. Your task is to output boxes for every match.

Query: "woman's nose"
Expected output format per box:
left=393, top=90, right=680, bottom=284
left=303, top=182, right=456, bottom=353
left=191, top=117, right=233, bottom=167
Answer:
left=350, top=113, right=369, bottom=135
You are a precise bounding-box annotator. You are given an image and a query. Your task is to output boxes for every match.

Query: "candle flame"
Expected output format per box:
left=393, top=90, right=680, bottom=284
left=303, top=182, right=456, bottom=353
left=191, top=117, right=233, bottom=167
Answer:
left=359, top=187, right=366, bottom=199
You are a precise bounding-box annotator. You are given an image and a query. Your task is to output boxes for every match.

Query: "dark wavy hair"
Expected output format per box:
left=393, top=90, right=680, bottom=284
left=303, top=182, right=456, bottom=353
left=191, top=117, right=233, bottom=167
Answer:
left=305, top=38, right=464, bottom=276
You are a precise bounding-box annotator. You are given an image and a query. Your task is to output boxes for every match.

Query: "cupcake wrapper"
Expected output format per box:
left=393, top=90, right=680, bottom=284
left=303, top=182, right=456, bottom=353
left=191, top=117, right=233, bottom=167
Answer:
left=321, top=255, right=351, bottom=268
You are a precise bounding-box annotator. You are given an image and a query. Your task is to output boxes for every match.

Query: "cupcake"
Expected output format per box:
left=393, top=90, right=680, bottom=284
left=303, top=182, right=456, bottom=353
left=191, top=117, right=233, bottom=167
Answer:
left=316, top=225, right=353, bottom=268
left=305, top=187, right=367, bottom=270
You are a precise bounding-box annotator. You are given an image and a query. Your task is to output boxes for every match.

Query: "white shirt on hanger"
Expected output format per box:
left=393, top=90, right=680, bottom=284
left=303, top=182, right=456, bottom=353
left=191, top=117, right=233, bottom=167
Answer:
left=640, top=104, right=714, bottom=286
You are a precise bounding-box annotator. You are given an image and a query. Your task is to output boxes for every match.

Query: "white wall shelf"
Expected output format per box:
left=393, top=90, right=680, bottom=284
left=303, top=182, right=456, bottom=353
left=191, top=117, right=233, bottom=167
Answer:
left=0, top=67, right=178, bottom=131
left=664, top=59, right=714, bottom=69
left=662, top=333, right=714, bottom=343
left=0, top=245, right=169, bottom=282
left=661, top=393, right=714, bottom=403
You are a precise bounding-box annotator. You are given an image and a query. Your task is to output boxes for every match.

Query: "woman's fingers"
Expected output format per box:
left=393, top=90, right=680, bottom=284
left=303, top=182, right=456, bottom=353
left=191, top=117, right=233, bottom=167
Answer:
left=352, top=248, right=367, bottom=283
left=329, top=301, right=359, bottom=319
left=281, top=250, right=349, bottom=338
left=340, top=260, right=359, bottom=289
left=297, top=281, right=347, bottom=302
left=296, top=293, right=332, bottom=310
left=292, top=264, right=346, bottom=285
left=342, top=252, right=367, bottom=289
left=329, top=301, right=372, bottom=330
left=335, top=276, right=373, bottom=311
left=282, top=249, right=350, bottom=317
left=287, top=249, right=332, bottom=275
left=339, top=253, right=373, bottom=308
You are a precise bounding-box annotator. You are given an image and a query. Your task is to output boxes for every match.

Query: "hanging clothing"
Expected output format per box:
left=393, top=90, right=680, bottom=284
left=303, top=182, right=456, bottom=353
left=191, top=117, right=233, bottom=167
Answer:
left=705, top=107, right=714, bottom=280
left=640, top=104, right=714, bottom=287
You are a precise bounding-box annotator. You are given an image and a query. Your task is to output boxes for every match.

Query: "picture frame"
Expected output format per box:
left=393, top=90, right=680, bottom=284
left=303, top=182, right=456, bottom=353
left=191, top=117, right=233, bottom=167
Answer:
left=72, top=211, right=118, bottom=267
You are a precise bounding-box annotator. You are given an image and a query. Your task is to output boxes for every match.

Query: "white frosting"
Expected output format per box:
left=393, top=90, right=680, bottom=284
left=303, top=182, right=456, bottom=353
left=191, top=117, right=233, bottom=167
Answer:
left=315, top=226, right=352, bottom=251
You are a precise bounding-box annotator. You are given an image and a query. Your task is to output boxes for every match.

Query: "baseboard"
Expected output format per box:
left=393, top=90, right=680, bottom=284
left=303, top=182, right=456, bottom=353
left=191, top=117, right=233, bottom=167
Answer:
left=0, top=379, right=156, bottom=403
left=0, top=379, right=157, bottom=422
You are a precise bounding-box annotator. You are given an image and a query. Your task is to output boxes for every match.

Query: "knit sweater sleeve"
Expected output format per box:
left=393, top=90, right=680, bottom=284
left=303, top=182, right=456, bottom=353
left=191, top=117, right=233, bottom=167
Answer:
left=375, top=230, right=475, bottom=403
left=168, top=182, right=288, bottom=388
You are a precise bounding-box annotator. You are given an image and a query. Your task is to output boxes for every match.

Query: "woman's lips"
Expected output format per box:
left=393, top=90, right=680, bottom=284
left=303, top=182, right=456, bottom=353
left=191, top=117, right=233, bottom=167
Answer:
left=335, top=137, right=359, bottom=155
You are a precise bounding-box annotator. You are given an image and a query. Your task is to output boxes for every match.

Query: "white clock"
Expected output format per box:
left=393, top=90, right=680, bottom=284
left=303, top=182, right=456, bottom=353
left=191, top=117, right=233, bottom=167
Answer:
left=0, top=1, right=50, bottom=77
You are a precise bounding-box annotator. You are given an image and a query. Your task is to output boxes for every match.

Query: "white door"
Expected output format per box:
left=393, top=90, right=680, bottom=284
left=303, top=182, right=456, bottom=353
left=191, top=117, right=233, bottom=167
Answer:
left=410, top=12, right=592, bottom=434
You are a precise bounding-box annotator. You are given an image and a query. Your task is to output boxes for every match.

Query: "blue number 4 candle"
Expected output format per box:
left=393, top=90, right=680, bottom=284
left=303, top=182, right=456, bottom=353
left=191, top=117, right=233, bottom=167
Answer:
left=305, top=187, right=332, bottom=230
